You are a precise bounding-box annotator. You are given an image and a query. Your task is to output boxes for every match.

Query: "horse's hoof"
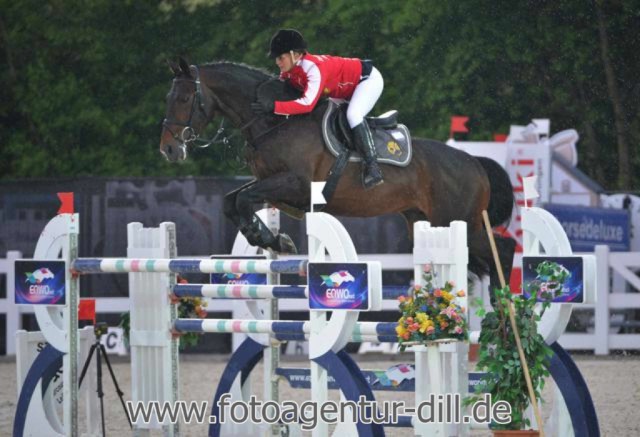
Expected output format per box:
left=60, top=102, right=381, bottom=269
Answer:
left=277, top=233, right=298, bottom=254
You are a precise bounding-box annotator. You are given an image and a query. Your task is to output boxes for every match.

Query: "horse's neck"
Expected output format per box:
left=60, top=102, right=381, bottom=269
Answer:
left=201, top=66, right=260, bottom=127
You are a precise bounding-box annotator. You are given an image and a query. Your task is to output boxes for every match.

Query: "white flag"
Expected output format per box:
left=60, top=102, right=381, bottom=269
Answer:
left=311, top=181, right=327, bottom=206
left=523, top=175, right=539, bottom=201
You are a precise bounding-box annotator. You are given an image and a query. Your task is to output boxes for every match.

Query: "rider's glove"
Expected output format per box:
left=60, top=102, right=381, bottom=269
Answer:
left=251, top=98, right=275, bottom=116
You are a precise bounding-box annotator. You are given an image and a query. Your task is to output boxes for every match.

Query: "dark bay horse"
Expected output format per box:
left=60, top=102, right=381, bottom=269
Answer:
left=160, top=58, right=516, bottom=288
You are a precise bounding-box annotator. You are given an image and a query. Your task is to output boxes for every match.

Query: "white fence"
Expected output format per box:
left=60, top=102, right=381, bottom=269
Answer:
left=558, top=245, right=640, bottom=354
left=3, top=247, right=640, bottom=356
left=0, top=251, right=21, bottom=355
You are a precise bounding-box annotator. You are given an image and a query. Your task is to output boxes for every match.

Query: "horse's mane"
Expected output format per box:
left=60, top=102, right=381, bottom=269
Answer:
left=201, top=60, right=306, bottom=103
left=202, top=61, right=275, bottom=82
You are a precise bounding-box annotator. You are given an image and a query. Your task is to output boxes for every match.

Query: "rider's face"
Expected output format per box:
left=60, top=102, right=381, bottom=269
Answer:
left=275, top=53, right=298, bottom=73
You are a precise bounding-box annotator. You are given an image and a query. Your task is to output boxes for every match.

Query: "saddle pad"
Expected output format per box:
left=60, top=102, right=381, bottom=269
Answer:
left=322, top=100, right=412, bottom=167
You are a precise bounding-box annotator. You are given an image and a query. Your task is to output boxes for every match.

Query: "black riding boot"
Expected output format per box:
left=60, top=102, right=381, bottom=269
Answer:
left=352, top=122, right=384, bottom=189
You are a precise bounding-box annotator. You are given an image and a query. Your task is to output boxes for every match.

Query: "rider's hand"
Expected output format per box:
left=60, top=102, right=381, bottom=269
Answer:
left=251, top=98, right=275, bottom=116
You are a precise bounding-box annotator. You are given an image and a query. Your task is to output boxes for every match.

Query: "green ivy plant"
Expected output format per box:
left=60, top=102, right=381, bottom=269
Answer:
left=467, top=261, right=568, bottom=430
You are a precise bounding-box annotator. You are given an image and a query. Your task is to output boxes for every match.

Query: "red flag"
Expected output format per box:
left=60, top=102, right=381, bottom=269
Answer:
left=450, top=116, right=469, bottom=138
left=78, top=299, right=96, bottom=324
left=57, top=192, right=74, bottom=214
left=493, top=133, right=508, bottom=142
left=509, top=268, right=522, bottom=295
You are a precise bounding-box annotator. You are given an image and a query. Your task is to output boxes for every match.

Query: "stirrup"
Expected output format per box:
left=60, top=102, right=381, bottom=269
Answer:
left=363, top=176, right=384, bottom=189
left=362, top=165, right=384, bottom=189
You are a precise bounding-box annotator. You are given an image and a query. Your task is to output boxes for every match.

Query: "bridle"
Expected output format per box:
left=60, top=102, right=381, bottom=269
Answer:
left=162, top=65, right=218, bottom=154
left=161, top=64, right=290, bottom=160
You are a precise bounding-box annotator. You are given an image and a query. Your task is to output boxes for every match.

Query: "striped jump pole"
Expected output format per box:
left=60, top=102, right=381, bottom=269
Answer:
left=72, top=258, right=307, bottom=275
left=174, top=318, right=398, bottom=343
left=173, top=284, right=308, bottom=300
left=173, top=283, right=408, bottom=300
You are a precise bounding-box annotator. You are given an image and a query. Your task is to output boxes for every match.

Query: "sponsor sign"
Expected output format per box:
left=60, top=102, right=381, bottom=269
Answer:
left=15, top=260, right=66, bottom=305
left=522, top=256, right=584, bottom=303
left=308, top=262, right=370, bottom=310
left=544, top=203, right=630, bottom=251
left=276, top=366, right=489, bottom=393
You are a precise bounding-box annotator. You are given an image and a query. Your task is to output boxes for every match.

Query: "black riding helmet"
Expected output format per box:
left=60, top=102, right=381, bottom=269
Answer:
left=268, top=29, right=307, bottom=58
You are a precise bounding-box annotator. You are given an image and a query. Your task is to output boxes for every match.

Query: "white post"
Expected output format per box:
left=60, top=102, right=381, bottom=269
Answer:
left=264, top=207, right=280, bottom=436
left=128, top=222, right=178, bottom=436
left=5, top=250, right=22, bottom=355
left=308, top=229, right=329, bottom=437
left=306, top=212, right=361, bottom=437
left=412, top=220, right=469, bottom=437
left=594, top=245, right=610, bottom=355
left=66, top=215, right=80, bottom=437
left=308, top=189, right=329, bottom=437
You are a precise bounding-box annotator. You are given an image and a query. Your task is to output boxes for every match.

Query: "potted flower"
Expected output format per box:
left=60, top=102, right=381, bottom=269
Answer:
left=468, top=260, right=568, bottom=435
left=396, top=266, right=468, bottom=349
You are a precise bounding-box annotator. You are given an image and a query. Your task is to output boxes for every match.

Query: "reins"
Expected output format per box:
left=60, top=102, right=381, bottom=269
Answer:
left=163, top=65, right=291, bottom=154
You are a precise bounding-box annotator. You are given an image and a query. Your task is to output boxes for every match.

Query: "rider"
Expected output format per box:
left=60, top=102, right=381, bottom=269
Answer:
left=251, top=28, right=384, bottom=189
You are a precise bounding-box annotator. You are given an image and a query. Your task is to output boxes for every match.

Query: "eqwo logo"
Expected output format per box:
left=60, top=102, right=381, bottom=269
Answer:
left=25, top=268, right=56, bottom=296
left=222, top=272, right=250, bottom=285
left=25, top=268, right=54, bottom=284
left=320, top=270, right=355, bottom=287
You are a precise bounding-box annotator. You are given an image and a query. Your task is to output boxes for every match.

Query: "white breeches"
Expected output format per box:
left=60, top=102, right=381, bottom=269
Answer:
left=346, top=67, right=384, bottom=128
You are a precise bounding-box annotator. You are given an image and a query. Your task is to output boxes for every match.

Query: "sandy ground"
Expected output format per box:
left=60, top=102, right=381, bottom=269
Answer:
left=1, top=353, right=639, bottom=436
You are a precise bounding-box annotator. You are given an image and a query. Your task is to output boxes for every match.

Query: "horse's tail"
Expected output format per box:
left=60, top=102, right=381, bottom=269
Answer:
left=477, top=156, right=515, bottom=226
left=466, top=157, right=516, bottom=280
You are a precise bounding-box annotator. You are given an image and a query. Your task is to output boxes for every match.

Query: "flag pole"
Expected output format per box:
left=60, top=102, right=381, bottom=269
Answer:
left=482, top=210, right=545, bottom=436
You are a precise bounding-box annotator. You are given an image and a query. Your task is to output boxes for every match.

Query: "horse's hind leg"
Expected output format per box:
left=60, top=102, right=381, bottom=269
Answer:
left=231, top=172, right=308, bottom=254
left=400, top=209, right=428, bottom=240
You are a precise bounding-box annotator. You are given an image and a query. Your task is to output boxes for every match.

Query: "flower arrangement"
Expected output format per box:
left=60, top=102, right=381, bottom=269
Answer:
left=396, top=265, right=468, bottom=350
left=175, top=294, right=208, bottom=349
left=119, top=276, right=208, bottom=350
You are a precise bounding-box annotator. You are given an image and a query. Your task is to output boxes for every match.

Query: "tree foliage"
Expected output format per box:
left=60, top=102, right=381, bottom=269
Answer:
left=1, top=0, right=638, bottom=188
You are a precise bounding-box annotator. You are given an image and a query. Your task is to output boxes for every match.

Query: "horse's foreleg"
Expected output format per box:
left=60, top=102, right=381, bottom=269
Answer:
left=224, top=180, right=286, bottom=251
left=234, top=172, right=308, bottom=254
left=223, top=180, right=257, bottom=228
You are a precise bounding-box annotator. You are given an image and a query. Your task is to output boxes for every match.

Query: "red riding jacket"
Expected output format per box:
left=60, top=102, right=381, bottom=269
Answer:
left=274, top=53, right=363, bottom=116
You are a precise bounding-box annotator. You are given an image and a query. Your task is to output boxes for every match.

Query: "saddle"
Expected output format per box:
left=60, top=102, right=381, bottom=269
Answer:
left=322, top=100, right=412, bottom=167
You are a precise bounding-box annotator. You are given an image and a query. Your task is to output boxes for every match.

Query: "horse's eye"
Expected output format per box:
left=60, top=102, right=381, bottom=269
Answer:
left=181, top=95, right=191, bottom=103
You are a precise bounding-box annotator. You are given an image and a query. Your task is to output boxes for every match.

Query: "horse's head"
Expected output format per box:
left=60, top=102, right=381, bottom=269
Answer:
left=160, top=58, right=216, bottom=162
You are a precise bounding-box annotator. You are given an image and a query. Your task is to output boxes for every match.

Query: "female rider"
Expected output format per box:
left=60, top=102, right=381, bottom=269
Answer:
left=251, top=29, right=384, bottom=189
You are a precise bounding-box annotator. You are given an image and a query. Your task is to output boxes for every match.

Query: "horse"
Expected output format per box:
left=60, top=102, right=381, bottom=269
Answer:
left=159, top=57, right=516, bottom=290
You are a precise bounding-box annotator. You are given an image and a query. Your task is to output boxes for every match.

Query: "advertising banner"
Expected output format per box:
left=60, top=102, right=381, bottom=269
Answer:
left=308, top=262, right=370, bottom=311
left=544, top=203, right=630, bottom=251
left=15, top=260, right=66, bottom=305
left=522, top=256, right=584, bottom=303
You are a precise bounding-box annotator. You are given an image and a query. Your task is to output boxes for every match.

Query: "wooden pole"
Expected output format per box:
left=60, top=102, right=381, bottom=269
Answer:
left=482, top=210, right=545, bottom=435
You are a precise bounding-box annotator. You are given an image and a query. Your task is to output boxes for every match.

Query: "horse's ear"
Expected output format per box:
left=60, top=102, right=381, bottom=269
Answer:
left=166, top=59, right=180, bottom=76
left=178, top=57, right=192, bottom=76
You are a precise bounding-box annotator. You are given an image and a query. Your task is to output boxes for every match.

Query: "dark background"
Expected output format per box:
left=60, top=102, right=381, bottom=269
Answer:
left=1, top=1, right=639, bottom=189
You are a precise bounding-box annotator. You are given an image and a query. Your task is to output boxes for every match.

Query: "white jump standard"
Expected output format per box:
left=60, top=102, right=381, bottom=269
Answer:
left=14, top=205, right=600, bottom=437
